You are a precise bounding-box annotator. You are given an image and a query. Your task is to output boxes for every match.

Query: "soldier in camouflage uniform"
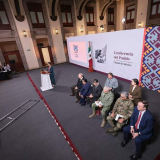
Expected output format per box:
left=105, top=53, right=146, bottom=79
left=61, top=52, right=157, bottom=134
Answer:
left=106, top=91, right=134, bottom=136
left=89, top=86, right=114, bottom=128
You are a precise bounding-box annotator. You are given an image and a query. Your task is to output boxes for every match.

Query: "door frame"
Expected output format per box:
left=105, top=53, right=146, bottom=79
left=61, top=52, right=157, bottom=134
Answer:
left=38, top=46, right=54, bottom=66
left=3, top=50, right=25, bottom=72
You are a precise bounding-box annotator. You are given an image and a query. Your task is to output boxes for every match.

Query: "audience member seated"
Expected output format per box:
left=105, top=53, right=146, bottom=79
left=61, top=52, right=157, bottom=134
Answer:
left=129, top=79, right=142, bottom=106
left=3, top=63, right=12, bottom=78
left=89, top=86, right=114, bottom=127
left=7, top=64, right=12, bottom=78
left=104, top=72, right=118, bottom=92
left=6, top=64, right=11, bottom=72
left=85, top=79, right=103, bottom=107
left=3, top=63, right=7, bottom=71
left=70, top=73, right=85, bottom=103
left=0, top=65, right=5, bottom=72
left=121, top=101, right=154, bottom=160
left=79, top=79, right=92, bottom=106
left=106, top=91, right=134, bottom=136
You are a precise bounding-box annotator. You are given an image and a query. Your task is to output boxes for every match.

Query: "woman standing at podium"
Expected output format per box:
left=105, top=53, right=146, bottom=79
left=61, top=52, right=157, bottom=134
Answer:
left=47, top=62, right=55, bottom=87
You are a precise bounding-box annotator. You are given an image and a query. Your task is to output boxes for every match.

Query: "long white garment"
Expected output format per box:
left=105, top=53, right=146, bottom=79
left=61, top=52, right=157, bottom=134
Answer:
left=40, top=74, right=53, bottom=91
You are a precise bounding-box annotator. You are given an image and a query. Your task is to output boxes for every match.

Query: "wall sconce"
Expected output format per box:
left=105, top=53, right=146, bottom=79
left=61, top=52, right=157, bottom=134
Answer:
left=138, top=22, right=141, bottom=27
left=100, top=25, right=104, bottom=31
left=122, top=17, right=126, bottom=24
left=23, top=30, right=27, bottom=37
left=55, top=28, right=58, bottom=35
left=80, top=25, right=83, bottom=32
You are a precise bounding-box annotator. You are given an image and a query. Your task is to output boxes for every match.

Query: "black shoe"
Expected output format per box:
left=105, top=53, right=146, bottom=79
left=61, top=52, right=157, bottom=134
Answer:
left=81, top=103, right=86, bottom=106
left=121, top=141, right=128, bottom=147
left=70, top=94, right=75, bottom=96
left=130, top=153, right=142, bottom=160
left=76, top=99, right=80, bottom=103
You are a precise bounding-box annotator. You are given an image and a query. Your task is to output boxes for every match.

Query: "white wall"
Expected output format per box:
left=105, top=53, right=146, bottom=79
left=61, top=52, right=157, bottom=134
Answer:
left=45, top=1, right=66, bottom=64
left=96, top=0, right=107, bottom=33
left=116, top=0, right=124, bottom=31
left=136, top=0, right=149, bottom=28
left=13, top=20, right=39, bottom=69
left=9, top=0, right=39, bottom=70
left=74, top=0, right=86, bottom=36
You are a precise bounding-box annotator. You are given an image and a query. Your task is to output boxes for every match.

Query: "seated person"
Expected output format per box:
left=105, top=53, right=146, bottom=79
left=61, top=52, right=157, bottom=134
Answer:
left=6, top=64, right=12, bottom=78
left=3, top=63, right=7, bottom=71
left=6, top=64, right=11, bottom=72
left=129, top=79, right=142, bottom=106
left=79, top=79, right=92, bottom=106
left=70, top=73, right=85, bottom=103
left=104, top=72, right=118, bottom=92
left=106, top=91, right=134, bottom=136
left=0, top=65, right=4, bottom=72
left=121, top=101, right=154, bottom=160
left=89, top=86, right=114, bottom=128
left=85, top=79, right=103, bottom=107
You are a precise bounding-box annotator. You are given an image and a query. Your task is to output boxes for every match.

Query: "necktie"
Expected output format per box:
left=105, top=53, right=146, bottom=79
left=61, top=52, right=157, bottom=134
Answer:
left=135, top=112, right=142, bottom=130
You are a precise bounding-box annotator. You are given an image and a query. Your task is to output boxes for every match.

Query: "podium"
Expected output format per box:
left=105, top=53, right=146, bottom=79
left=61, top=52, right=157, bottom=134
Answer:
left=40, top=71, right=53, bottom=91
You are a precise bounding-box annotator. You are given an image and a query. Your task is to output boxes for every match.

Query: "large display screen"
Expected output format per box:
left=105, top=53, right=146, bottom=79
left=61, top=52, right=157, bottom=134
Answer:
left=69, top=42, right=87, bottom=63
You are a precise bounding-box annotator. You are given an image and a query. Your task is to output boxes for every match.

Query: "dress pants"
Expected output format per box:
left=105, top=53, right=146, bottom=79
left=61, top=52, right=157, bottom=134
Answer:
left=123, top=125, right=151, bottom=155
left=85, top=97, right=96, bottom=107
left=50, top=75, right=55, bottom=85
left=80, top=93, right=90, bottom=105
left=92, top=103, right=110, bottom=119
left=71, top=85, right=80, bottom=100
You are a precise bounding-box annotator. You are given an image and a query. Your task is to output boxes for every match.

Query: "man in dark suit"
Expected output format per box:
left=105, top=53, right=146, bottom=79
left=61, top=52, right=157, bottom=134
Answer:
left=70, top=73, right=85, bottom=103
left=121, top=100, right=154, bottom=160
left=79, top=79, right=92, bottom=106
left=85, top=79, right=103, bottom=107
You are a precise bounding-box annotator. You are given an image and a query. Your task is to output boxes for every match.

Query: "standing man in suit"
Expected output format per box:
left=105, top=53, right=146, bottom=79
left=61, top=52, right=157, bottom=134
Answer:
left=85, top=79, right=103, bottom=107
left=129, top=79, right=142, bottom=106
left=79, top=79, right=92, bottom=106
left=104, top=73, right=118, bottom=92
left=121, top=100, right=154, bottom=160
left=70, top=73, right=85, bottom=103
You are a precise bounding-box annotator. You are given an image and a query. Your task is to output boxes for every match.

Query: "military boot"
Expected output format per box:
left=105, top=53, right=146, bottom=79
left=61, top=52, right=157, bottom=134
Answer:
left=113, top=132, right=118, bottom=136
left=100, top=119, right=106, bottom=128
left=106, top=127, right=115, bottom=133
left=106, top=126, right=119, bottom=133
left=89, top=111, right=96, bottom=118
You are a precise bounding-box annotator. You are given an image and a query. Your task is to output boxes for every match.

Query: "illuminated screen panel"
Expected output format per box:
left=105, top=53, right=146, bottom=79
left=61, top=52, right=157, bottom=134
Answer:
left=69, top=42, right=87, bottom=63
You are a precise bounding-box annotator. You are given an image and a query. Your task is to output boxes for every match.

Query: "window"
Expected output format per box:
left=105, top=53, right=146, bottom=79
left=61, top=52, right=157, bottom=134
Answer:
left=126, top=5, right=135, bottom=23
left=0, top=1, right=11, bottom=30
left=85, top=6, right=94, bottom=26
left=150, top=0, right=160, bottom=19
left=27, top=2, right=46, bottom=28
left=108, top=8, right=114, bottom=25
left=60, top=5, right=73, bottom=27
